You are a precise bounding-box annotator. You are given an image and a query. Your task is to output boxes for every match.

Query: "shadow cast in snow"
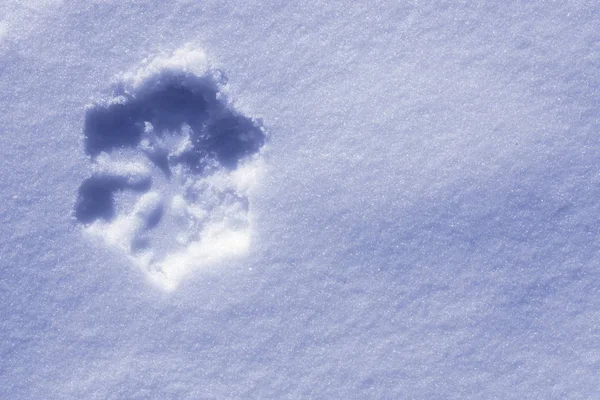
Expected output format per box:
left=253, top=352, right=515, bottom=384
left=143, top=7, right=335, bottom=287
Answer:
left=84, top=71, right=265, bottom=170
left=75, top=174, right=151, bottom=224
left=76, top=70, right=266, bottom=225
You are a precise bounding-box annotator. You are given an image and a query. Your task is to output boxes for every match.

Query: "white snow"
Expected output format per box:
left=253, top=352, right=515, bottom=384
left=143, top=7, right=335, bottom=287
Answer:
left=1, top=1, right=600, bottom=399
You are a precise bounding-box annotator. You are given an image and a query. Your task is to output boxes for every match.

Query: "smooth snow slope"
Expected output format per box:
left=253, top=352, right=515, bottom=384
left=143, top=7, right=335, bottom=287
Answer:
left=1, top=1, right=600, bottom=398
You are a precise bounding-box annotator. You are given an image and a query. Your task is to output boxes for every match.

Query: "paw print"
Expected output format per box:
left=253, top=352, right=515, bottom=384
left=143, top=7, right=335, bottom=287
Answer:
left=75, top=54, right=266, bottom=290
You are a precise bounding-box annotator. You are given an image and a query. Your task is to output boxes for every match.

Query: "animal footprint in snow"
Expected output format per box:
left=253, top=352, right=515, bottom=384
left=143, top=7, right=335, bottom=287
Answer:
left=74, top=48, right=266, bottom=290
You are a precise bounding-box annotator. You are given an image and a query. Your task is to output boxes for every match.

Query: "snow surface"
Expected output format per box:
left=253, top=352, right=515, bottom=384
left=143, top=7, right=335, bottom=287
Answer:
left=1, top=0, right=600, bottom=398
left=74, top=48, right=266, bottom=290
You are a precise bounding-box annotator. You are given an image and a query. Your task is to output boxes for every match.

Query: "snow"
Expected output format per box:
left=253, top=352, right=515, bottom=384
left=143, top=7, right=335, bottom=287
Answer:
left=74, top=49, right=265, bottom=290
left=1, top=0, right=600, bottom=398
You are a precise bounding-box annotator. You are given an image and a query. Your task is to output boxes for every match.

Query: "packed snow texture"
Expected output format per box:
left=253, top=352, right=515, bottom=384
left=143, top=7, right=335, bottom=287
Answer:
left=1, top=1, right=600, bottom=399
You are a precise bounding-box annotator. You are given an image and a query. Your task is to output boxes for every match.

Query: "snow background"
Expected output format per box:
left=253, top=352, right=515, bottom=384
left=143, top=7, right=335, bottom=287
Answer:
left=1, top=0, right=600, bottom=398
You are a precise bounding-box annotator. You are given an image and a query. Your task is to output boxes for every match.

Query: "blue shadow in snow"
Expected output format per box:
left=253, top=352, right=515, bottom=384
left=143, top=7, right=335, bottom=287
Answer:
left=84, top=71, right=265, bottom=170
left=74, top=174, right=151, bottom=224
left=76, top=70, right=265, bottom=224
